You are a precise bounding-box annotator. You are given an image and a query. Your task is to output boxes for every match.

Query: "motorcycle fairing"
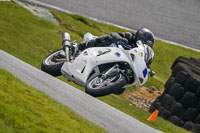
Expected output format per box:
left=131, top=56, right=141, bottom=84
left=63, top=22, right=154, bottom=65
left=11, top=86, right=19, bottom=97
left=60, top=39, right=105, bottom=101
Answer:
left=61, top=46, right=148, bottom=87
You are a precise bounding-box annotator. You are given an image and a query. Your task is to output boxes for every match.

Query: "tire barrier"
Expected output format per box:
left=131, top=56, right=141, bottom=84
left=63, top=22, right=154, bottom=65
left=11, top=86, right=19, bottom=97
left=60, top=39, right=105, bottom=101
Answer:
left=150, top=56, right=200, bottom=132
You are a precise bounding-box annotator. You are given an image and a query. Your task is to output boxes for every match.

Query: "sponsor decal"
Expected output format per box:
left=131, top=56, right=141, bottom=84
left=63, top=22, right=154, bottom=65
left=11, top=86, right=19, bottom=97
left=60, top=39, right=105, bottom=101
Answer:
left=115, top=52, right=121, bottom=57
left=138, top=51, right=143, bottom=56
left=143, top=68, right=148, bottom=78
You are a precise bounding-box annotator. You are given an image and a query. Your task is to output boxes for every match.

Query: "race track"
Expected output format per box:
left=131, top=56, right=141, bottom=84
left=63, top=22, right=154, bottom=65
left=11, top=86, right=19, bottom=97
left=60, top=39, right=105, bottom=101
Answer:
left=26, top=0, right=200, bottom=50
left=0, top=50, right=163, bottom=133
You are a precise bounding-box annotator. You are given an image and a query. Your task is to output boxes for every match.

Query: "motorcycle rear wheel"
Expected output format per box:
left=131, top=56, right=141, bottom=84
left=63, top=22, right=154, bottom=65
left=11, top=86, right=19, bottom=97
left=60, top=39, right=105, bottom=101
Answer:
left=85, top=73, right=127, bottom=97
left=41, top=49, right=65, bottom=76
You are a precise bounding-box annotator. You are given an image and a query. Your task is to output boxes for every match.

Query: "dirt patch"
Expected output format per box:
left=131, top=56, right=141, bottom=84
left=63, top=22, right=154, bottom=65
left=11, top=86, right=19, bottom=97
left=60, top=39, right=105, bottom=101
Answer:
left=123, top=87, right=162, bottom=112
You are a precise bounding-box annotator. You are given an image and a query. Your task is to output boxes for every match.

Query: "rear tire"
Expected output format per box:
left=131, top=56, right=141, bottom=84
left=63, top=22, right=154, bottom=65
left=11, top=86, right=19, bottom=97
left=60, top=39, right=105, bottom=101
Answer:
left=41, top=49, right=65, bottom=76
left=85, top=73, right=127, bottom=97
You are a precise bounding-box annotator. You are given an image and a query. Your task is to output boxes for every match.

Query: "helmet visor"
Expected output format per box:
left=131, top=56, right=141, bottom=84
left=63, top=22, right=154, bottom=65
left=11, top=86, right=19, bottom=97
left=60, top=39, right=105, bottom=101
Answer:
left=143, top=33, right=154, bottom=47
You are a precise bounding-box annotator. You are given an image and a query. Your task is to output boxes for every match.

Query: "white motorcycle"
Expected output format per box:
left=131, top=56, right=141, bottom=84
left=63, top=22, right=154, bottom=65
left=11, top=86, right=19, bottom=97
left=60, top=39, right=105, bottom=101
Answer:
left=41, top=32, right=154, bottom=97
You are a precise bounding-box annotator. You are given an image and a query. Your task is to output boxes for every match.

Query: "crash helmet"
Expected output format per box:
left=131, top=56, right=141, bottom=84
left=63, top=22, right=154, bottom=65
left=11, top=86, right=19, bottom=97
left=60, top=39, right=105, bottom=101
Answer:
left=135, top=28, right=155, bottom=48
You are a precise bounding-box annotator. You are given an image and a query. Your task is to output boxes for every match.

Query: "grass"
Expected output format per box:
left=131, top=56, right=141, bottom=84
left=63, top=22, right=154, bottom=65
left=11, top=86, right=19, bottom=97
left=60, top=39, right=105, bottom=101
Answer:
left=0, top=68, right=106, bottom=133
left=0, top=1, right=199, bottom=132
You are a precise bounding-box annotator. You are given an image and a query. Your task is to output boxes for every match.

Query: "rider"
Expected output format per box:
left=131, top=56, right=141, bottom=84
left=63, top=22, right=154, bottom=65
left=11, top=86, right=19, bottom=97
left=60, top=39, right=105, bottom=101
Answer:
left=73, top=28, right=155, bottom=68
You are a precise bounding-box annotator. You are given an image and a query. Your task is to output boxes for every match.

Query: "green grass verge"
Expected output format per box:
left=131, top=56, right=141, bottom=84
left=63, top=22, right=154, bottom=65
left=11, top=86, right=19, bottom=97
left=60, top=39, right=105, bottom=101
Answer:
left=0, top=1, right=198, bottom=132
left=0, top=68, right=106, bottom=133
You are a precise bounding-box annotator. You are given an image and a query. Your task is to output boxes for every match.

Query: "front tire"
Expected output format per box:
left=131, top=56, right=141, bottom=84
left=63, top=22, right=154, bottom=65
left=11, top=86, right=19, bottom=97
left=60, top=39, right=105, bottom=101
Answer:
left=41, top=49, right=65, bottom=76
left=85, top=73, right=127, bottom=97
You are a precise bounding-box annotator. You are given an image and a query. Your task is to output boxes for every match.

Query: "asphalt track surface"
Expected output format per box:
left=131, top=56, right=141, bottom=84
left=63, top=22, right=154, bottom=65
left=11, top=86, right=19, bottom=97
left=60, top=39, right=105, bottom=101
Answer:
left=0, top=50, right=163, bottom=133
left=27, top=0, right=200, bottom=50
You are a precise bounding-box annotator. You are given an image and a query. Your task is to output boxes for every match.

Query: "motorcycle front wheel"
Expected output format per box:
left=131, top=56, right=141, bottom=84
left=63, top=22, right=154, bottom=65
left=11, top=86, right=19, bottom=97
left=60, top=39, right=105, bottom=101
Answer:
left=85, top=73, right=127, bottom=97
left=41, top=49, right=65, bottom=76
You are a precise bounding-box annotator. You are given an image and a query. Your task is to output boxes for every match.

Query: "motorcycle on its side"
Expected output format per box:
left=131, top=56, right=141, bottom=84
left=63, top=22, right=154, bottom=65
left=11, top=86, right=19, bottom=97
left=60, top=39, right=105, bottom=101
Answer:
left=41, top=32, right=154, bottom=97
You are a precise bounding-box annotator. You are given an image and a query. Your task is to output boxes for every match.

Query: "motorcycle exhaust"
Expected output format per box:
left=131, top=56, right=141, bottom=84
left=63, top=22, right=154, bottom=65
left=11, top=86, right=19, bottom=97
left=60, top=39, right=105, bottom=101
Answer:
left=62, top=33, right=71, bottom=62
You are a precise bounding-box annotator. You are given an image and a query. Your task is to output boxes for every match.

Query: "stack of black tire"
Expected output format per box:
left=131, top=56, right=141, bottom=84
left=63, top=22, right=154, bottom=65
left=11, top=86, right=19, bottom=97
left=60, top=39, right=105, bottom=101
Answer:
left=150, top=56, right=200, bottom=132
